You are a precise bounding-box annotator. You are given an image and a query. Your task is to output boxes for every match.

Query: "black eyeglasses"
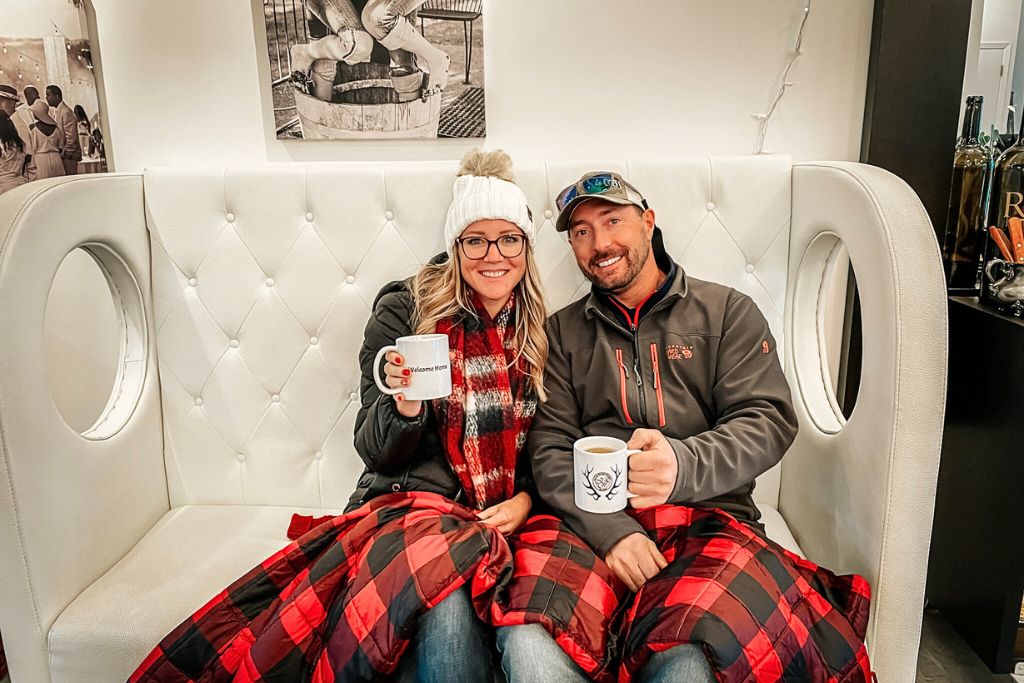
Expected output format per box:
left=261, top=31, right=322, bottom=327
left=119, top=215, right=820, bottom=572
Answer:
left=457, top=234, right=526, bottom=260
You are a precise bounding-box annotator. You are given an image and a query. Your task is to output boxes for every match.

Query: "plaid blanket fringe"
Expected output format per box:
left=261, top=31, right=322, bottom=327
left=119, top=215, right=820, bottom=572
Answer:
left=129, top=492, right=872, bottom=683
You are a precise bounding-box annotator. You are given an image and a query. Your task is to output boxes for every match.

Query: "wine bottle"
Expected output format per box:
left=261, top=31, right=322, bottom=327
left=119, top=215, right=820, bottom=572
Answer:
left=942, top=96, right=989, bottom=293
left=984, top=102, right=1024, bottom=303
left=1009, top=91, right=1016, bottom=138
left=998, top=91, right=1017, bottom=153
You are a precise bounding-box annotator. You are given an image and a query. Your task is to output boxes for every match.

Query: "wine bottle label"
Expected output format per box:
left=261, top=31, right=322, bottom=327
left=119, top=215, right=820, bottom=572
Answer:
left=1005, top=192, right=1024, bottom=218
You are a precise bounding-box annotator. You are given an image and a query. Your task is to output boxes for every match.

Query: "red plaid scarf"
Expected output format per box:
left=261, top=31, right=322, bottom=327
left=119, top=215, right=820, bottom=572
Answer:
left=432, top=292, right=536, bottom=510
left=131, top=495, right=872, bottom=683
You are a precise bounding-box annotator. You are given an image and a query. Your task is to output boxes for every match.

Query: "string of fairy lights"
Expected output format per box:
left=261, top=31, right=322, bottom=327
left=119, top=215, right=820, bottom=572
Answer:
left=752, top=0, right=812, bottom=154
left=0, top=19, right=94, bottom=87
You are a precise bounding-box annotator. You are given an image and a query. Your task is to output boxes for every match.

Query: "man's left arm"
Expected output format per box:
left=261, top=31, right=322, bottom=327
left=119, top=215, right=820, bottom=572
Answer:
left=630, top=292, right=799, bottom=506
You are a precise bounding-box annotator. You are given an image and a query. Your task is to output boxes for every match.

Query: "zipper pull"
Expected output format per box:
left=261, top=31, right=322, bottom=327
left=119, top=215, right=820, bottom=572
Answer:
left=633, top=360, right=642, bottom=386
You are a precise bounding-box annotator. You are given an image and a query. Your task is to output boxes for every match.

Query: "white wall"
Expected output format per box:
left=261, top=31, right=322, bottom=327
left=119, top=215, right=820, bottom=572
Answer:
left=2, top=1, right=87, bottom=40
left=1013, top=2, right=1024, bottom=117
left=981, top=0, right=1022, bottom=44
left=85, top=0, right=873, bottom=171
left=963, top=0, right=1023, bottom=132
left=962, top=0, right=986, bottom=128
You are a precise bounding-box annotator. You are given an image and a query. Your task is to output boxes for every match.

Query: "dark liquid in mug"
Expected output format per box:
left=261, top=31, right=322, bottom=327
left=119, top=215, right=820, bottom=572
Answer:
left=584, top=447, right=617, bottom=454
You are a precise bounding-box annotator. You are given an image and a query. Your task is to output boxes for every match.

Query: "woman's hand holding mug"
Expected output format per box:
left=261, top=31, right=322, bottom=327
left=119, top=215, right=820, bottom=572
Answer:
left=380, top=350, right=423, bottom=418
left=375, top=334, right=452, bottom=417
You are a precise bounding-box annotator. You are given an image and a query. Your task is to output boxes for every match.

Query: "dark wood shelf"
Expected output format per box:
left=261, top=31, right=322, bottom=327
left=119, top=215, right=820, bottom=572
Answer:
left=926, top=296, right=1024, bottom=673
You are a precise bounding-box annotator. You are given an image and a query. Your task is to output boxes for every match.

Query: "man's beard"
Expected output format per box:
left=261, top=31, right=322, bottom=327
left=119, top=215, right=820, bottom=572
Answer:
left=582, top=233, right=652, bottom=293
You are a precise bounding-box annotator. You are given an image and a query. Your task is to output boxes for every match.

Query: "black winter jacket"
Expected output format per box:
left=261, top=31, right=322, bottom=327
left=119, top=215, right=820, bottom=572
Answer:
left=345, top=276, right=535, bottom=512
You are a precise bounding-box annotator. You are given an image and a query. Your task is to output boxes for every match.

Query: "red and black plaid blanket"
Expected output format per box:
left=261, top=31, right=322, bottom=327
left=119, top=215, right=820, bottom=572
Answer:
left=130, top=492, right=871, bottom=683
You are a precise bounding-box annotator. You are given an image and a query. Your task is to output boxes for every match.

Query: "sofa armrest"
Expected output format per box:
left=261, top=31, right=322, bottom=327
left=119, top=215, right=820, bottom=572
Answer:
left=782, top=162, right=946, bottom=683
left=0, top=175, right=168, bottom=681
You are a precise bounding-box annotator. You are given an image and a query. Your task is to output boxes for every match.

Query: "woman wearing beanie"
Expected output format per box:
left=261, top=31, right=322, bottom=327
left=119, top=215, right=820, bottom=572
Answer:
left=131, top=150, right=548, bottom=683
left=347, top=148, right=546, bottom=680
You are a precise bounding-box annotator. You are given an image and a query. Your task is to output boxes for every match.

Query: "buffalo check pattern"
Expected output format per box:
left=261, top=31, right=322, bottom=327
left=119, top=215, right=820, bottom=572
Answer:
left=130, top=493, right=871, bottom=683
left=623, top=506, right=873, bottom=682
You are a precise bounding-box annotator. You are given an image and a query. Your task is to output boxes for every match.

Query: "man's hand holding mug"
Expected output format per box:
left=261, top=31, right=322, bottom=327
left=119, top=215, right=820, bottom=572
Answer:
left=573, top=429, right=679, bottom=591
left=625, top=428, right=678, bottom=509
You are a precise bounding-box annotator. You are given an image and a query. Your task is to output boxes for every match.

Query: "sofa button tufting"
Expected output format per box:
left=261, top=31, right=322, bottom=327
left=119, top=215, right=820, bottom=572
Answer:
left=705, top=202, right=715, bottom=211
left=194, top=397, right=203, bottom=406
left=236, top=453, right=245, bottom=462
left=271, top=394, right=280, bottom=403
left=349, top=392, right=358, bottom=402
left=746, top=264, right=755, bottom=273
left=265, top=277, right=275, bottom=287
left=345, top=275, right=355, bottom=284
left=310, top=336, right=319, bottom=345
left=544, top=209, right=553, bottom=219
left=188, top=278, right=197, bottom=287
left=305, top=212, right=314, bottom=222
left=226, top=213, right=235, bottom=223
left=230, top=339, right=239, bottom=348
left=385, top=211, right=394, bottom=221
left=314, top=450, right=323, bottom=460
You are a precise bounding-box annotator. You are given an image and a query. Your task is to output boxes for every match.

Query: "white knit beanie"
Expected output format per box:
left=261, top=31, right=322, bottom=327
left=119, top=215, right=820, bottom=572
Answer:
left=443, top=150, right=535, bottom=256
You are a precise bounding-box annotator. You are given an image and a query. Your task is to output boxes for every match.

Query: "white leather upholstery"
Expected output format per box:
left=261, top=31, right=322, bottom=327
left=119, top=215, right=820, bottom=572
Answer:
left=144, top=159, right=791, bottom=510
left=0, top=158, right=945, bottom=683
left=50, top=505, right=340, bottom=683
left=47, top=501, right=797, bottom=683
left=783, top=162, right=947, bottom=683
left=0, top=176, right=168, bottom=682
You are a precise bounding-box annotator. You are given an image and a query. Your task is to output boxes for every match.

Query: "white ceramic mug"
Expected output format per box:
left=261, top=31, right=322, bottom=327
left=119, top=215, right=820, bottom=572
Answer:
left=374, top=334, right=452, bottom=401
left=573, top=436, right=640, bottom=514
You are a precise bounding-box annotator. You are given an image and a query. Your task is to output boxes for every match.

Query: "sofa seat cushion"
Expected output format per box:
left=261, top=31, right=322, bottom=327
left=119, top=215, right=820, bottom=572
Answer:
left=759, top=503, right=803, bottom=556
left=48, top=504, right=341, bottom=683
left=48, top=502, right=801, bottom=683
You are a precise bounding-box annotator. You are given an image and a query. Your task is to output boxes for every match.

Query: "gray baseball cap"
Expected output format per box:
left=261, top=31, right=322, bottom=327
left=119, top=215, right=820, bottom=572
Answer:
left=554, top=171, right=648, bottom=232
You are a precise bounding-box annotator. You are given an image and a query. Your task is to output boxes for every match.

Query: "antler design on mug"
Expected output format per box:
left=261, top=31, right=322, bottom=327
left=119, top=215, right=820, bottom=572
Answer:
left=580, top=465, right=602, bottom=501
left=606, top=464, right=624, bottom=500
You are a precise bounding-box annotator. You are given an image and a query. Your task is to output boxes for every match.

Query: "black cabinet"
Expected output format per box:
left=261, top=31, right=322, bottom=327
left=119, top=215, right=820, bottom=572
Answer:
left=927, top=296, right=1024, bottom=673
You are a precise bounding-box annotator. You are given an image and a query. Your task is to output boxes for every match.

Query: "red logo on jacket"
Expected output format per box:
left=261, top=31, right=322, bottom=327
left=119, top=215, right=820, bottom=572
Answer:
left=666, top=344, right=693, bottom=360
left=761, top=340, right=770, bottom=354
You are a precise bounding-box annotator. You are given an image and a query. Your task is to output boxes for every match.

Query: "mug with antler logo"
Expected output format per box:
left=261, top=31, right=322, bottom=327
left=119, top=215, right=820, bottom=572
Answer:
left=573, top=436, right=639, bottom=514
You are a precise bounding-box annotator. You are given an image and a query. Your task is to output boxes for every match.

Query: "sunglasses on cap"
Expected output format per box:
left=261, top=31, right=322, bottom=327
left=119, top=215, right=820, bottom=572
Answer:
left=555, top=172, right=647, bottom=212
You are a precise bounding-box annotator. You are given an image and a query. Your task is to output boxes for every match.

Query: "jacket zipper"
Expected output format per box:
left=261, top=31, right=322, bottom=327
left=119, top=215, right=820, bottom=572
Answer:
left=650, top=343, right=666, bottom=427
left=606, top=295, right=653, bottom=425
left=615, top=348, right=634, bottom=424
left=630, top=323, right=647, bottom=423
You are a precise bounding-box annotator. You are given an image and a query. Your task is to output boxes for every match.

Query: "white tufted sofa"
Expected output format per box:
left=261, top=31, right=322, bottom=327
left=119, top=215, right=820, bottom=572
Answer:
left=0, top=156, right=946, bottom=682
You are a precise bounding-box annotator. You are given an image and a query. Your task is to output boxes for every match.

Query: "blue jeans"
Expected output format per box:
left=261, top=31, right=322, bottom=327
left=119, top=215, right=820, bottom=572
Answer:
left=496, top=624, right=714, bottom=683
left=391, top=587, right=492, bottom=683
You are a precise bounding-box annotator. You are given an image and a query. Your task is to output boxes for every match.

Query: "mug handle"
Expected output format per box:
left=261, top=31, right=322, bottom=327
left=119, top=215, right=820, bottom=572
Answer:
left=986, top=259, right=1010, bottom=287
left=374, top=345, right=401, bottom=396
left=624, top=448, right=643, bottom=498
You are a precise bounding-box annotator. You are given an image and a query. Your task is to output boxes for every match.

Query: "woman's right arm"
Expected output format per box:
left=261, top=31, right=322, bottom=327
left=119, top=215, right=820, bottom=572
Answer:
left=353, top=290, right=429, bottom=474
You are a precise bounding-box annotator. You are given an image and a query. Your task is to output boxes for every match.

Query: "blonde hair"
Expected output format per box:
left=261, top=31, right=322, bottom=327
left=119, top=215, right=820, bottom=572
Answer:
left=411, top=248, right=549, bottom=401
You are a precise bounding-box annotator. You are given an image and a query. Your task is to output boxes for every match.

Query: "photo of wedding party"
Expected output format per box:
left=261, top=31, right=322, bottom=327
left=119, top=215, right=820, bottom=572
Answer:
left=0, top=2, right=107, bottom=198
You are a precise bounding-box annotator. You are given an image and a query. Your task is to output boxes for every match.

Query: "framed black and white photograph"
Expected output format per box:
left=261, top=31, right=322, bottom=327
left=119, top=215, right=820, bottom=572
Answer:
left=0, top=0, right=109, bottom=198
left=264, top=0, right=485, bottom=140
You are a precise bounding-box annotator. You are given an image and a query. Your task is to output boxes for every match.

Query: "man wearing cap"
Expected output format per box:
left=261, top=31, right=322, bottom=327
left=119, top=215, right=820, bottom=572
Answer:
left=500, top=172, right=799, bottom=680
